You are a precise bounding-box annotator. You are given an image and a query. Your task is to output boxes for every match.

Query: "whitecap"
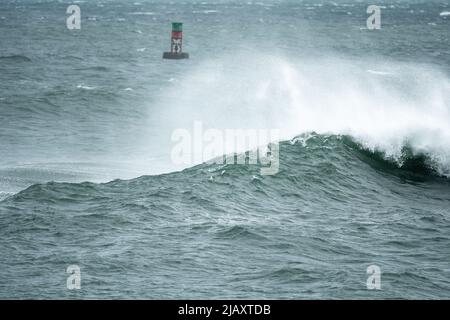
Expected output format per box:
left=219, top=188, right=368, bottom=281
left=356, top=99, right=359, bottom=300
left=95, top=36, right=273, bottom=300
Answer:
left=129, top=12, right=155, bottom=15
left=367, top=69, right=393, bottom=76
left=193, top=10, right=219, bottom=14
left=76, top=84, right=95, bottom=90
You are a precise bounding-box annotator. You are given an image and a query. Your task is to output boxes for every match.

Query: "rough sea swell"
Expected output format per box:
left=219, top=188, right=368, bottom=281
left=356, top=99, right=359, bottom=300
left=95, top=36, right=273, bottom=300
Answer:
left=1, top=134, right=450, bottom=299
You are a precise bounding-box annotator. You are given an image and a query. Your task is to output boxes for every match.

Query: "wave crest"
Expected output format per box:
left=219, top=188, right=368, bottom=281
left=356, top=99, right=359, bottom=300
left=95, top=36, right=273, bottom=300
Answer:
left=156, top=52, right=450, bottom=177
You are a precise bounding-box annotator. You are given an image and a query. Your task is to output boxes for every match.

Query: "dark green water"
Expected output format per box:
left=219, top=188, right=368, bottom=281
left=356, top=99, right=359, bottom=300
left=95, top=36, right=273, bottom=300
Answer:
left=1, top=135, right=450, bottom=298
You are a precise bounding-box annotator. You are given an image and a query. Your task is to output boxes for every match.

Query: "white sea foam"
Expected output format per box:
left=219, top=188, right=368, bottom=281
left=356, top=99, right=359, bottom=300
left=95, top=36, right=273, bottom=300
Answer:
left=155, top=53, right=450, bottom=175
left=367, top=69, right=393, bottom=76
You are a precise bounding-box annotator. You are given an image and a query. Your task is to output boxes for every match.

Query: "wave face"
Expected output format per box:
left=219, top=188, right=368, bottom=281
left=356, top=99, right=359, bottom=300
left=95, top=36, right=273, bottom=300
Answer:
left=1, top=134, right=450, bottom=299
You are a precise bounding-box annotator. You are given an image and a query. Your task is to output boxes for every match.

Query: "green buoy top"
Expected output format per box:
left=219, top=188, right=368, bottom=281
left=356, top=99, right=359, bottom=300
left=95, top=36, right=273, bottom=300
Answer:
left=172, top=22, right=183, bottom=32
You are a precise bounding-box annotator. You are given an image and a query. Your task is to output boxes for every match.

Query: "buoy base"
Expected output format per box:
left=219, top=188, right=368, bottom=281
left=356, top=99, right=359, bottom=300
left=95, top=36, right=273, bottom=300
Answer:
left=163, top=52, right=189, bottom=60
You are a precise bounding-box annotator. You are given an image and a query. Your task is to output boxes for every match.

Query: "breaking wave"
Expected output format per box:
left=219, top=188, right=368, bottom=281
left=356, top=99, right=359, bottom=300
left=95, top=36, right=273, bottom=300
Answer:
left=157, top=53, right=450, bottom=176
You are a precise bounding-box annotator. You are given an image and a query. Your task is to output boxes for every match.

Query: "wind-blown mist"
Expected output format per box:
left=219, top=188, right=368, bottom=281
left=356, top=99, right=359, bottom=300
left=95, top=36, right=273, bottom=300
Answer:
left=158, top=53, right=450, bottom=175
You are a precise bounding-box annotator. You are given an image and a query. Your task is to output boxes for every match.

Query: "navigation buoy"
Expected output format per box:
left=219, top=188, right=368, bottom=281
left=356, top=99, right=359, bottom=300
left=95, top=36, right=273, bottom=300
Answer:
left=163, top=22, right=189, bottom=60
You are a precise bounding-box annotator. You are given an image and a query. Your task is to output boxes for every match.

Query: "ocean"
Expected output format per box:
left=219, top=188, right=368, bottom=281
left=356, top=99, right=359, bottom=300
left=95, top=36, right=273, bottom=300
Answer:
left=0, top=0, right=450, bottom=299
